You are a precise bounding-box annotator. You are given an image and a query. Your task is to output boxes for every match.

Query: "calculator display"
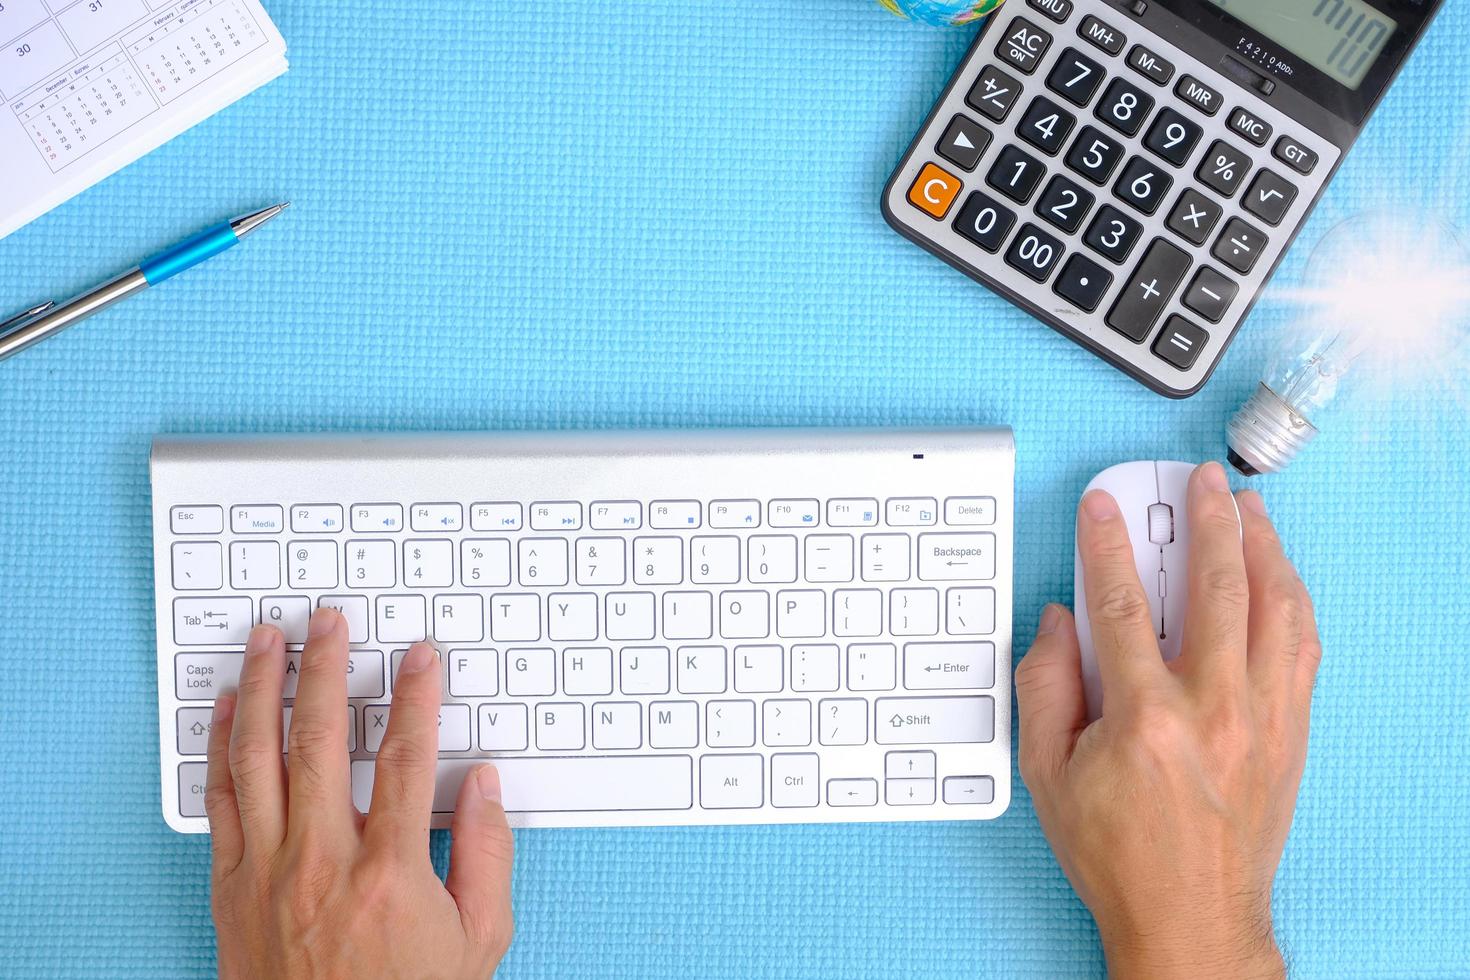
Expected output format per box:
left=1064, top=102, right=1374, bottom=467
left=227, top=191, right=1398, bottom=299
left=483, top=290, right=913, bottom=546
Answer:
left=1205, top=0, right=1399, bottom=88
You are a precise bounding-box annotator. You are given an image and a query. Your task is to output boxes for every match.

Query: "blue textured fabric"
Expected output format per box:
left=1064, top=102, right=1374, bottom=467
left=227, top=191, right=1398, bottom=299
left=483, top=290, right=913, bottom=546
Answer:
left=1, top=1, right=1468, bottom=976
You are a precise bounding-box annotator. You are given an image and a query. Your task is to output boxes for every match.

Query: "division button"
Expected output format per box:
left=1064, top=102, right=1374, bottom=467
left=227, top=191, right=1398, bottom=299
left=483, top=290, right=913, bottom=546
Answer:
left=1213, top=217, right=1269, bottom=274
left=1152, top=315, right=1210, bottom=370
left=936, top=114, right=991, bottom=172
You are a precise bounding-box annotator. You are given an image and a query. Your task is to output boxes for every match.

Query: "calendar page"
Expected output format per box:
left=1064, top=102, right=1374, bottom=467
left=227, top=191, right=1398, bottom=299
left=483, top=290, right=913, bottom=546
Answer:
left=0, top=0, right=286, bottom=239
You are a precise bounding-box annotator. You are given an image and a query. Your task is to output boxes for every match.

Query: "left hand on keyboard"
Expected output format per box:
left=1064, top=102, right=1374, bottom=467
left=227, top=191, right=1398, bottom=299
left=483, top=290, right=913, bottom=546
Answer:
left=204, top=608, right=516, bottom=979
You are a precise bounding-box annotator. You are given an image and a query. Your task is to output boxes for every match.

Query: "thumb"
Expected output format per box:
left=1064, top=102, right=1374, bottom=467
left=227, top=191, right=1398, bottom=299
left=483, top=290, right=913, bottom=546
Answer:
left=1015, top=604, right=1087, bottom=788
left=447, top=765, right=516, bottom=959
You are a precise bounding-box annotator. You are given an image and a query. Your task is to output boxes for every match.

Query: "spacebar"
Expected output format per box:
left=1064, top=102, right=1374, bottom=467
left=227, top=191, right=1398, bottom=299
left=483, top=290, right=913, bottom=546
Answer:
left=351, top=755, right=694, bottom=813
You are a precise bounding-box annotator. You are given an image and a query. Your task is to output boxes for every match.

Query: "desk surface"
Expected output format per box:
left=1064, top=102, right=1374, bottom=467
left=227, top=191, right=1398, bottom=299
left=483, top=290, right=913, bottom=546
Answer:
left=1, top=2, right=1468, bottom=976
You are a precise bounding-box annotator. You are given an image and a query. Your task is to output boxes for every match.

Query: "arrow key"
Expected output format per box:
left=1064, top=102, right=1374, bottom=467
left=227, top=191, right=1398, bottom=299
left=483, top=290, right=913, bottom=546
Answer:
left=936, top=114, right=991, bottom=172
left=884, top=750, right=936, bottom=780
left=826, top=778, right=878, bottom=807
left=942, top=775, right=996, bottom=805
left=885, top=777, right=936, bottom=806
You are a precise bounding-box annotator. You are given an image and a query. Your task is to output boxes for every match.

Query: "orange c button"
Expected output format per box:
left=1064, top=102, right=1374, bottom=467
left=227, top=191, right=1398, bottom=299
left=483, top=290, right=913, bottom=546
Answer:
left=907, top=163, right=962, bottom=219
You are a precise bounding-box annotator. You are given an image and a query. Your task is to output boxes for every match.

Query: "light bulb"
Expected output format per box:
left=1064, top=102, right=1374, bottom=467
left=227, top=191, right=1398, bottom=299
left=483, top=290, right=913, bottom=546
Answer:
left=1227, top=211, right=1470, bottom=475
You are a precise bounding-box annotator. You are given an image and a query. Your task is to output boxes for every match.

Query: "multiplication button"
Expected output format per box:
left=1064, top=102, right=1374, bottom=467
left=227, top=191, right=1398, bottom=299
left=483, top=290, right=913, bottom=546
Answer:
left=967, top=65, right=1022, bottom=122
left=1166, top=188, right=1222, bottom=246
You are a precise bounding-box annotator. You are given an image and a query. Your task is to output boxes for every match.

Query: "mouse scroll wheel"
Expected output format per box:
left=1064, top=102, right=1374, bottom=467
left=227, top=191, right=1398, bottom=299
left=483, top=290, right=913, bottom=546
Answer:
left=1147, top=503, right=1175, bottom=546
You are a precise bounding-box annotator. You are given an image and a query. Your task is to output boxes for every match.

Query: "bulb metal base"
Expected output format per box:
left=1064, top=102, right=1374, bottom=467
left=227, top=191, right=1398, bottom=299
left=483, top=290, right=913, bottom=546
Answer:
left=1226, top=383, right=1320, bottom=476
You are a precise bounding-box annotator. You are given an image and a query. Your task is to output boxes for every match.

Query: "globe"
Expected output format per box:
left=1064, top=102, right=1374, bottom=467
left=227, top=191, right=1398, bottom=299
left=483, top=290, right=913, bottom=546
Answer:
left=877, top=0, right=1010, bottom=27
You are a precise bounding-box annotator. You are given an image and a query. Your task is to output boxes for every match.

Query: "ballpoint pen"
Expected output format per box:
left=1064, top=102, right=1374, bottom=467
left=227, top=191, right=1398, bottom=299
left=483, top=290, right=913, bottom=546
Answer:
left=0, top=203, right=290, bottom=362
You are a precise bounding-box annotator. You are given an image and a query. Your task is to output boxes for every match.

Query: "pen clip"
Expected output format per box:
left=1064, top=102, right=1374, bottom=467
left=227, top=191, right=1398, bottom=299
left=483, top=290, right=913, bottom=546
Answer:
left=1, top=301, right=55, bottom=334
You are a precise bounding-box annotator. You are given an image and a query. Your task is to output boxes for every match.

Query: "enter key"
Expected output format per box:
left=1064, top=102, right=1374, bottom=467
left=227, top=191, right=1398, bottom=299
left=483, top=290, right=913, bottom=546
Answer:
left=903, top=642, right=995, bottom=690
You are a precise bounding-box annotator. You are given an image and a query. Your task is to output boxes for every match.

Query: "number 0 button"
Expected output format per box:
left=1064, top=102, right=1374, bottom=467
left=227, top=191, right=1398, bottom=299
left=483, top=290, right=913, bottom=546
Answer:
left=1005, top=223, right=1064, bottom=282
left=952, top=191, right=1017, bottom=253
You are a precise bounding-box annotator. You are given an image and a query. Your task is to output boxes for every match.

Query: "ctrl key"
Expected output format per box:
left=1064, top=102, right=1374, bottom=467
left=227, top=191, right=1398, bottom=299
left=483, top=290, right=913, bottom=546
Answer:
left=178, top=762, right=209, bottom=818
left=942, top=776, right=995, bottom=805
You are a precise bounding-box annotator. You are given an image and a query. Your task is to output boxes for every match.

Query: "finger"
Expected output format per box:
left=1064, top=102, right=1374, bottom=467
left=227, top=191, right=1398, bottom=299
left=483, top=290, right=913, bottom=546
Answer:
left=1015, top=605, right=1087, bottom=785
left=1077, top=489, right=1168, bottom=708
left=204, top=693, right=245, bottom=874
left=1291, top=579, right=1324, bottom=726
left=447, top=765, right=516, bottom=958
left=365, top=642, right=442, bottom=851
left=1236, top=490, right=1306, bottom=708
left=1179, top=462, right=1250, bottom=692
left=285, top=608, right=356, bottom=842
left=229, top=624, right=288, bottom=850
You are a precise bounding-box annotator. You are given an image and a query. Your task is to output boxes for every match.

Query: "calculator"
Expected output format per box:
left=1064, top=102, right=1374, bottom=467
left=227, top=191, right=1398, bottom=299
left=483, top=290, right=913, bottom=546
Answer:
left=883, top=0, right=1444, bottom=397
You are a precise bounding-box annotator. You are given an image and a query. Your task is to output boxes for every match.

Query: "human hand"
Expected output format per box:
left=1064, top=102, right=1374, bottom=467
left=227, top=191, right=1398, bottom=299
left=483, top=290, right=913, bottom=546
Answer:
left=205, top=608, right=515, bottom=979
left=1016, top=462, right=1321, bottom=980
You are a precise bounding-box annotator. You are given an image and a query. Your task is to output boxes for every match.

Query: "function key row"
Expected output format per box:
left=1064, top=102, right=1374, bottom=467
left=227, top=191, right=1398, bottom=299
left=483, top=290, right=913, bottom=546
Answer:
left=173, top=497, right=998, bottom=538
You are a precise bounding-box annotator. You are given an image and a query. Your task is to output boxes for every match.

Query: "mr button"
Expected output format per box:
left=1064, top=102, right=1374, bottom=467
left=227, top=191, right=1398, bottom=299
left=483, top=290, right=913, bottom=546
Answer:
left=908, top=163, right=963, bottom=219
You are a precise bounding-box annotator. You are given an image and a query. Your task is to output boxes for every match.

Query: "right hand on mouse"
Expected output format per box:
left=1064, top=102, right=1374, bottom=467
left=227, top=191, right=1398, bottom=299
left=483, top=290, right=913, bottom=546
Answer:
left=1016, top=462, right=1322, bottom=979
left=204, top=609, right=515, bottom=979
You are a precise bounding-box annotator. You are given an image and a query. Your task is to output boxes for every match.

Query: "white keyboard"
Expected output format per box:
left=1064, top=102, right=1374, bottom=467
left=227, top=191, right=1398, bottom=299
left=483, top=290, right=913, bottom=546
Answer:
left=151, top=428, right=1015, bottom=832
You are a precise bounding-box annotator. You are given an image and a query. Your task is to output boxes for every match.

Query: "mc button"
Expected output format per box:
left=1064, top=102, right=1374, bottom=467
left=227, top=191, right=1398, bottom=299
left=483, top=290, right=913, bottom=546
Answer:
left=908, top=163, right=963, bottom=219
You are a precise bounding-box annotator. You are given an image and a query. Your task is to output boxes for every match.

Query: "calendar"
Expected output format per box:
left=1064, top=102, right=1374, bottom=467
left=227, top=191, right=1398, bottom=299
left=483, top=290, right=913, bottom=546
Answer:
left=0, top=0, right=286, bottom=239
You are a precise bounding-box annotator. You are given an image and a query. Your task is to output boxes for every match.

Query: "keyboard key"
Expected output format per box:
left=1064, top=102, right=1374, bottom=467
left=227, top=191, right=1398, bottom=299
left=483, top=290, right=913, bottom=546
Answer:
left=828, top=778, right=879, bottom=807
left=1095, top=77, right=1152, bottom=136
left=1017, top=96, right=1076, bottom=155
left=231, top=504, right=283, bottom=534
left=650, top=500, right=701, bottom=529
left=946, top=587, right=997, bottom=635
left=708, top=500, right=760, bottom=528
left=317, top=595, right=369, bottom=643
left=346, top=540, right=395, bottom=588
left=620, top=645, right=670, bottom=694
left=261, top=595, right=311, bottom=644
left=478, top=703, right=529, bottom=751
left=966, top=64, right=1022, bottom=122
left=403, top=539, right=452, bottom=588
left=1046, top=48, right=1104, bottom=107
left=608, top=592, right=657, bottom=640
left=664, top=591, right=713, bottom=640
left=1197, top=140, right=1250, bottom=197
left=676, top=645, right=727, bottom=693
left=1227, top=107, right=1272, bottom=146
left=1274, top=135, right=1318, bottom=175
left=376, top=595, right=426, bottom=643
left=1213, top=218, right=1268, bottom=274
left=917, top=532, right=997, bottom=580
left=1035, top=175, right=1094, bottom=233
left=649, top=700, right=699, bottom=748
left=706, top=700, right=756, bottom=748
left=771, top=753, right=820, bottom=807
left=1143, top=108, right=1202, bottom=167
left=903, top=641, right=996, bottom=690
left=861, top=533, right=911, bottom=582
left=1083, top=205, right=1142, bottom=264
left=875, top=696, right=995, bottom=744
left=1127, top=44, right=1174, bottom=84
left=590, top=500, right=642, bottom=530
left=996, top=17, right=1052, bottom=74
left=535, top=702, right=585, bottom=750
left=519, top=538, right=568, bottom=586
left=1176, top=74, right=1222, bottom=115
left=885, top=750, right=937, bottom=779
left=178, top=763, right=208, bottom=817
left=748, top=535, right=798, bottom=583
left=291, top=504, right=344, bottom=534
left=530, top=501, right=582, bottom=531
left=734, top=644, right=784, bottom=693
left=351, top=755, right=693, bottom=814
left=690, top=536, right=740, bottom=584
left=1077, top=14, right=1124, bottom=55
left=886, top=498, right=937, bottom=526
left=352, top=503, right=403, bottom=533
left=172, top=542, right=222, bottom=591
left=826, top=498, right=879, bottom=527
left=907, top=162, right=963, bottom=219
left=936, top=114, right=991, bottom=172
left=768, top=499, right=820, bottom=528
left=700, top=754, right=763, bottom=808
left=633, top=536, right=683, bottom=584
left=1243, top=169, right=1297, bottom=226
left=1107, top=238, right=1191, bottom=342
left=1152, top=316, right=1210, bottom=370
left=986, top=145, right=1046, bottom=203
left=1065, top=126, right=1124, bottom=184
left=176, top=707, right=215, bottom=755
left=410, top=503, right=462, bottom=532
left=886, top=778, right=937, bottom=806
left=175, top=651, right=243, bottom=699
left=833, top=589, right=883, bottom=637
left=817, top=698, right=868, bottom=745
left=591, top=701, right=642, bottom=750
left=719, top=590, right=770, bottom=639
left=491, top=595, right=542, bottom=643
left=804, top=534, right=854, bottom=583
left=461, top=539, right=512, bottom=587
left=1183, top=267, right=1238, bottom=323
left=943, top=497, right=996, bottom=525
left=1053, top=253, right=1114, bottom=312
left=549, top=594, right=599, bottom=642
left=173, top=597, right=253, bottom=646
left=890, top=588, right=940, bottom=636
left=847, top=643, right=897, bottom=691
left=470, top=501, right=522, bottom=531
left=1004, top=223, right=1064, bottom=282
left=792, top=643, right=839, bottom=691
left=1166, top=188, right=1222, bottom=246
left=171, top=505, right=223, bottom=535
left=943, top=775, right=996, bottom=805
left=1113, top=156, right=1172, bottom=215
left=1027, top=0, right=1072, bottom=21
left=447, top=648, right=499, bottom=697
left=952, top=191, right=1016, bottom=253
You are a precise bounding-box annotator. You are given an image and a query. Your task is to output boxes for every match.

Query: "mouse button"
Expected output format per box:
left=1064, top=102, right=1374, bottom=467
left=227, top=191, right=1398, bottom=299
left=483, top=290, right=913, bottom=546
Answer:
left=1147, top=502, right=1175, bottom=545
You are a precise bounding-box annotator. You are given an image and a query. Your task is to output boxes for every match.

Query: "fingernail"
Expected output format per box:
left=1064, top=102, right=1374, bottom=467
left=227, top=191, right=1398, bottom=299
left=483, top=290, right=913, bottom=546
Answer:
left=1238, top=489, right=1268, bottom=516
left=212, top=693, right=235, bottom=724
left=399, top=642, right=437, bottom=675
left=475, top=765, right=502, bottom=802
left=307, top=607, right=338, bottom=638
left=245, top=624, right=277, bottom=658
left=1037, top=605, right=1062, bottom=636
left=1081, top=490, right=1120, bottom=521
left=1200, top=461, right=1230, bottom=493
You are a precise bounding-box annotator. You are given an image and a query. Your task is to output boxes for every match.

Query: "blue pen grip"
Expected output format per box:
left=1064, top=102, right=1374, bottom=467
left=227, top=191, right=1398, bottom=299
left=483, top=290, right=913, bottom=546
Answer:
left=139, top=223, right=239, bottom=285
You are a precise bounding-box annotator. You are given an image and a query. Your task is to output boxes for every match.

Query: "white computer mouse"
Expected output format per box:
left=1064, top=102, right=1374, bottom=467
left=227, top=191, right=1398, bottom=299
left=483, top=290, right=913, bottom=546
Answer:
left=1075, top=461, right=1197, bottom=720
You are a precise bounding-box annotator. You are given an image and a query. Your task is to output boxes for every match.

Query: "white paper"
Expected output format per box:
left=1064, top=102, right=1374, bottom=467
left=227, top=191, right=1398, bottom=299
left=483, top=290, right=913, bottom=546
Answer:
left=0, top=0, right=287, bottom=240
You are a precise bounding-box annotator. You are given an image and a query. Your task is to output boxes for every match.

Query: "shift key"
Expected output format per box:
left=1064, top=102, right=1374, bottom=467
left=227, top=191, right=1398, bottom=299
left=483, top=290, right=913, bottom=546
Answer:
left=1106, top=238, right=1191, bottom=342
left=876, top=696, right=995, bottom=744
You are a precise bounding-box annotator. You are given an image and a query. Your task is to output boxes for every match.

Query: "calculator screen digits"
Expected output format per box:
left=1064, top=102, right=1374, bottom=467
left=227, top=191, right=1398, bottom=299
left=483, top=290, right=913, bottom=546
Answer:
left=1205, top=0, right=1399, bottom=88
